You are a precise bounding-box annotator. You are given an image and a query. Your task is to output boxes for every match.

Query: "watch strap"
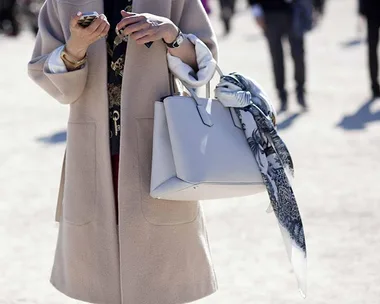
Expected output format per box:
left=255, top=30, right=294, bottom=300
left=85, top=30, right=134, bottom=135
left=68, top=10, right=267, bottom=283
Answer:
left=163, top=29, right=183, bottom=48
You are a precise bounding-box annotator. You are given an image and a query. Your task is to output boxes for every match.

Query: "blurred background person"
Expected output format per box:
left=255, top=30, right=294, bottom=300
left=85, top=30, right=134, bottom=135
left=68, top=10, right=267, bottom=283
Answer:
left=314, top=0, right=325, bottom=16
left=19, top=0, right=44, bottom=35
left=248, top=0, right=325, bottom=112
left=359, top=0, right=380, bottom=99
left=0, top=0, right=43, bottom=36
left=0, top=0, right=19, bottom=36
left=219, top=0, right=236, bottom=35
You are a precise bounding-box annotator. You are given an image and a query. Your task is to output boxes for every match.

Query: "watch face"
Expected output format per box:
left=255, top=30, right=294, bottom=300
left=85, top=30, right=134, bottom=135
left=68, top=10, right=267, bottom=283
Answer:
left=177, top=34, right=184, bottom=45
left=173, top=33, right=184, bottom=48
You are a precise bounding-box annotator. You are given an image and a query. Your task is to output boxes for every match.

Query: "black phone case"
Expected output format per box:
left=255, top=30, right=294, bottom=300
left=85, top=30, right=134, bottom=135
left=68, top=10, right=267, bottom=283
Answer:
left=78, top=16, right=97, bottom=28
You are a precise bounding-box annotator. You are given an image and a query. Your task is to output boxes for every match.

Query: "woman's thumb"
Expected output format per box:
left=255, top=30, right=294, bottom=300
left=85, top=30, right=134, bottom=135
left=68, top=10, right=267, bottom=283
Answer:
left=121, top=10, right=135, bottom=17
left=70, top=11, right=82, bottom=28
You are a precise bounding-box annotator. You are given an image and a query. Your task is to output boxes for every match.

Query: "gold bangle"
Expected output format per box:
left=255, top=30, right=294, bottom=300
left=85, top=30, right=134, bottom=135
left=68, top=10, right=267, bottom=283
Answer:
left=60, top=46, right=87, bottom=69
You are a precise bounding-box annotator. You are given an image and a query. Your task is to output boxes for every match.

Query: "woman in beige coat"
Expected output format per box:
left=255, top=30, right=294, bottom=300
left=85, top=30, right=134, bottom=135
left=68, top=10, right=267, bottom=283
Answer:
left=28, top=0, right=218, bottom=303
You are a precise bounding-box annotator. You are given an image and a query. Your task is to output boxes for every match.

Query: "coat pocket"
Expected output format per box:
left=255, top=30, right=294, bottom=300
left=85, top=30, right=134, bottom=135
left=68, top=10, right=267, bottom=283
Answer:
left=136, top=118, right=199, bottom=226
left=63, top=122, right=96, bottom=225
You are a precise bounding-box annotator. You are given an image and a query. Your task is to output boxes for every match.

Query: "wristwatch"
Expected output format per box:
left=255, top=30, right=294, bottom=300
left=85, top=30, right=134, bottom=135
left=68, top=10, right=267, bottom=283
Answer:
left=60, top=47, right=87, bottom=69
left=163, top=29, right=185, bottom=49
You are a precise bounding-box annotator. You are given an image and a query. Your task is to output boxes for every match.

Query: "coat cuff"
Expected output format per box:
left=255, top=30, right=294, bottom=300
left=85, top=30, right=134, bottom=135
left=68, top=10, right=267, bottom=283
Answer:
left=167, top=34, right=217, bottom=88
left=47, top=45, right=68, bottom=74
left=42, top=48, right=88, bottom=104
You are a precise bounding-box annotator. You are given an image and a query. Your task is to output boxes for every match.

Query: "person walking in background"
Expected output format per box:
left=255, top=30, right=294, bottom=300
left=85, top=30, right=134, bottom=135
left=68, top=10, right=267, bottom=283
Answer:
left=248, top=0, right=325, bottom=112
left=359, top=0, right=380, bottom=99
left=219, top=0, right=236, bottom=35
left=0, top=0, right=19, bottom=36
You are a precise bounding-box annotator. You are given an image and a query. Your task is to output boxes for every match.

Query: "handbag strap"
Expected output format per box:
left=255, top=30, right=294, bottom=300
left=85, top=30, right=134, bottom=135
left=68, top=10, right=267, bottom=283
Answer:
left=169, top=71, right=176, bottom=95
left=177, top=65, right=226, bottom=127
left=179, top=64, right=224, bottom=104
left=169, top=64, right=224, bottom=100
left=166, top=65, right=225, bottom=127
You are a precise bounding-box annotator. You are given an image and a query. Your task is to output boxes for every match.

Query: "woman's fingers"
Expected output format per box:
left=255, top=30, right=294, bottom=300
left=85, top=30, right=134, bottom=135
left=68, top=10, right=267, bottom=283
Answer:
left=135, top=34, right=157, bottom=45
left=121, top=20, right=149, bottom=36
left=89, top=21, right=109, bottom=41
left=97, top=22, right=110, bottom=38
left=129, top=26, right=150, bottom=41
left=70, top=12, right=83, bottom=30
left=131, top=27, right=158, bottom=44
left=86, top=14, right=108, bottom=35
left=120, top=10, right=136, bottom=18
left=116, top=15, right=145, bottom=33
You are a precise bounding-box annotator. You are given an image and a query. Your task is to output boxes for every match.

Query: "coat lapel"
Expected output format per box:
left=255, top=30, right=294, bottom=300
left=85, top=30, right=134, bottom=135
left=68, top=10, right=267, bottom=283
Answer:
left=132, top=0, right=171, bottom=17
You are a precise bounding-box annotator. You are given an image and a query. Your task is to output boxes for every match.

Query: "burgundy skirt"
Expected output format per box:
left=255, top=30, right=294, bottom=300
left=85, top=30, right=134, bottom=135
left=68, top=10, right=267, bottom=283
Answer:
left=111, top=154, right=120, bottom=225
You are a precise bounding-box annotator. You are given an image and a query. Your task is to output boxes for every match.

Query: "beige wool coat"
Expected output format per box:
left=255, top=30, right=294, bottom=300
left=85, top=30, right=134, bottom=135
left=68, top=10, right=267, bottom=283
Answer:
left=28, top=0, right=218, bottom=303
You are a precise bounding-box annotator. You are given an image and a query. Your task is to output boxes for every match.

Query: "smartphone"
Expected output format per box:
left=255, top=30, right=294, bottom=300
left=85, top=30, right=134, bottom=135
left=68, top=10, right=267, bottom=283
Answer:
left=78, top=12, right=99, bottom=28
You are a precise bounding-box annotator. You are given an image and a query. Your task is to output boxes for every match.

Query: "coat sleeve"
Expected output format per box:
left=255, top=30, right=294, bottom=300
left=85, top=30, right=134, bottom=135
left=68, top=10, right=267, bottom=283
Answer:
left=177, top=0, right=218, bottom=62
left=27, top=0, right=88, bottom=105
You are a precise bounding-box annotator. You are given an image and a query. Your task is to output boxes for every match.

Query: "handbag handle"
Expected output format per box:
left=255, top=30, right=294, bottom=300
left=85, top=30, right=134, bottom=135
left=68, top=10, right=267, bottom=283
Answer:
left=178, top=65, right=224, bottom=103
left=169, top=65, right=224, bottom=100
left=174, top=65, right=241, bottom=128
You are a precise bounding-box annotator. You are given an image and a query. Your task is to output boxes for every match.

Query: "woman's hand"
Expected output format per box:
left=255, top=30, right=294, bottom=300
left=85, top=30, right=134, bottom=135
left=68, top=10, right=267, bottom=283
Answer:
left=65, top=12, right=110, bottom=61
left=116, top=11, right=178, bottom=45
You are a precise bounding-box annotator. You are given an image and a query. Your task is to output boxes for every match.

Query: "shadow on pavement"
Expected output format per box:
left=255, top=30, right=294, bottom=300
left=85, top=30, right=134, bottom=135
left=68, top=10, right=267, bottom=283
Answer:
left=337, top=98, right=380, bottom=130
left=37, top=130, right=67, bottom=144
left=341, top=38, right=364, bottom=48
left=277, top=113, right=302, bottom=130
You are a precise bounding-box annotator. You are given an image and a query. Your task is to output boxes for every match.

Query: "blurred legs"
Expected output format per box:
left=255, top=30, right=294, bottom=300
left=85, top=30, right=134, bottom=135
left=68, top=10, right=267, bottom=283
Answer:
left=367, top=18, right=380, bottom=98
left=218, top=0, right=236, bottom=34
left=288, top=32, right=305, bottom=96
left=265, top=13, right=288, bottom=108
left=288, top=31, right=306, bottom=108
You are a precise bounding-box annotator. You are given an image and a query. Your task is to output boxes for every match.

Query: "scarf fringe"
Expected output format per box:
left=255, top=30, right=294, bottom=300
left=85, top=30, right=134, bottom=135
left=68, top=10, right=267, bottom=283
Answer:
left=278, top=224, right=307, bottom=298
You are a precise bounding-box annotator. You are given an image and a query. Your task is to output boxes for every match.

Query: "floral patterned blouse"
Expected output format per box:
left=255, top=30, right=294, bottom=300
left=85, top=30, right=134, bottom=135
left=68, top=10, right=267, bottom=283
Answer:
left=104, top=0, right=132, bottom=155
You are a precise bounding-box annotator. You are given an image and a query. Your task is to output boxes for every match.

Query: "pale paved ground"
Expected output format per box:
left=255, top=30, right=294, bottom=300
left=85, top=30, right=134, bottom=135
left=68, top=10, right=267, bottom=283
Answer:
left=1, top=0, right=380, bottom=303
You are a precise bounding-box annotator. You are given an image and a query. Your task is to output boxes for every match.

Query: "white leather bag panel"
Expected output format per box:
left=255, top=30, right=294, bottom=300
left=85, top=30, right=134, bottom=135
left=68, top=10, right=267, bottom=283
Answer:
left=164, top=96, right=264, bottom=184
left=152, top=182, right=266, bottom=201
left=150, top=95, right=266, bottom=201
left=150, top=102, right=178, bottom=193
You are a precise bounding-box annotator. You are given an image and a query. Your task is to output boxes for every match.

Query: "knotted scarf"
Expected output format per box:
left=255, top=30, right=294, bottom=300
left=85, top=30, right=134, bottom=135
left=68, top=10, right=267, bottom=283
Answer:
left=215, top=71, right=307, bottom=297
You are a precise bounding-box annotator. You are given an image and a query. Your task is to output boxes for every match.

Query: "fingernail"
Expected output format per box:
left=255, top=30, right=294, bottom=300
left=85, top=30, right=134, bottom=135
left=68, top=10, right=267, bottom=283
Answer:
left=77, top=11, right=82, bottom=16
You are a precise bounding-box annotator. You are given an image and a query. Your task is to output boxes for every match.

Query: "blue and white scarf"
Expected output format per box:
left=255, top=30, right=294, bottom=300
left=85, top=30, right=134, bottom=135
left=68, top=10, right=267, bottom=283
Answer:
left=215, top=72, right=307, bottom=297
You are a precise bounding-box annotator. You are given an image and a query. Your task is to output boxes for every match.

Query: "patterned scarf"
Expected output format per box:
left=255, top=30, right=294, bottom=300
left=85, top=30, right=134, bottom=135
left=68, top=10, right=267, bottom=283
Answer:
left=215, top=72, right=307, bottom=297
left=104, top=0, right=133, bottom=156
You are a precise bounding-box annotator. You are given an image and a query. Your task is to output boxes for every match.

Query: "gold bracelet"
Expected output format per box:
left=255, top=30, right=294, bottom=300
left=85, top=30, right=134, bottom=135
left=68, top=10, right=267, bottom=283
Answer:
left=60, top=46, right=87, bottom=69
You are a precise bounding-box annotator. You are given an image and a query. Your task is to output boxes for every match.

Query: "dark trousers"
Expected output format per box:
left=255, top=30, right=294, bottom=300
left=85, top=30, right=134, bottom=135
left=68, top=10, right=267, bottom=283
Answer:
left=264, top=12, right=306, bottom=103
left=218, top=0, right=236, bottom=20
left=367, top=17, right=380, bottom=94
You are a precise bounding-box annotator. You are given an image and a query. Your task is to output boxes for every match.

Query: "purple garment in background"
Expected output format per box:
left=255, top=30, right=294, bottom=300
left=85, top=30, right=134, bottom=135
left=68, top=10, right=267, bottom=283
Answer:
left=201, top=0, right=211, bottom=14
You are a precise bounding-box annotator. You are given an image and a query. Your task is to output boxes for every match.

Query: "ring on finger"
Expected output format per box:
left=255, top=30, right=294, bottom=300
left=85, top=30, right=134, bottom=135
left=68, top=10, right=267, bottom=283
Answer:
left=116, top=25, right=126, bottom=37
